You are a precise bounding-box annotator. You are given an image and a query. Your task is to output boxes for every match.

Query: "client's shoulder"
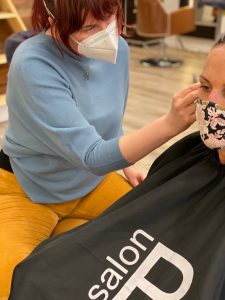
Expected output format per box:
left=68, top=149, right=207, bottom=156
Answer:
left=172, top=131, right=202, bottom=151
left=149, top=132, right=203, bottom=174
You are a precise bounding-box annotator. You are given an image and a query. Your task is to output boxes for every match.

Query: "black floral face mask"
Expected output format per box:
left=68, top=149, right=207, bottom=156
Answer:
left=196, top=99, right=225, bottom=149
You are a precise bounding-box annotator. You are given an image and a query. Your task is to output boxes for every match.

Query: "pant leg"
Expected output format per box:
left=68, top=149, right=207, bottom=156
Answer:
left=71, top=172, right=132, bottom=219
left=51, top=172, right=132, bottom=236
left=51, top=218, right=88, bottom=236
left=0, top=170, right=58, bottom=299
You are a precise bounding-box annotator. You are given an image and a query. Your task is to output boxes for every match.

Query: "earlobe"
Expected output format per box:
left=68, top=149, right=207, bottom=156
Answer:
left=48, top=17, right=53, bottom=25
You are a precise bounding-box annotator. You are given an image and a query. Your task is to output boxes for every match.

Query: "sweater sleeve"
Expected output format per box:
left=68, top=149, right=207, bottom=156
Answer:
left=7, top=53, right=130, bottom=175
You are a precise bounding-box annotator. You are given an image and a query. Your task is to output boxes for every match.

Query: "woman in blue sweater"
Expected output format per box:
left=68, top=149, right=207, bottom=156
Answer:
left=0, top=0, right=199, bottom=298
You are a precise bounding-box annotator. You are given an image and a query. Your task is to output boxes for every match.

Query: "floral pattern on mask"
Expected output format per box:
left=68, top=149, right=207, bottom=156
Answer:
left=196, top=99, right=225, bottom=149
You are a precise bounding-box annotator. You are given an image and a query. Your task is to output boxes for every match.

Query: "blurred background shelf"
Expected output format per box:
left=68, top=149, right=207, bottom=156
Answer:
left=0, top=94, right=8, bottom=123
left=0, top=94, right=6, bottom=107
left=0, top=11, right=16, bottom=19
left=0, top=53, right=7, bottom=64
left=0, top=0, right=27, bottom=122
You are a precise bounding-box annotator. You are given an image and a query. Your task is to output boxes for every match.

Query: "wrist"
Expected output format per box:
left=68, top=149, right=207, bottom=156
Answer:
left=160, top=114, right=181, bottom=139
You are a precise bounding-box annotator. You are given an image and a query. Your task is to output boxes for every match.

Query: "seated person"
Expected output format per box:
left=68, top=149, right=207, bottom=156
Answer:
left=8, top=36, right=225, bottom=300
left=0, top=0, right=198, bottom=299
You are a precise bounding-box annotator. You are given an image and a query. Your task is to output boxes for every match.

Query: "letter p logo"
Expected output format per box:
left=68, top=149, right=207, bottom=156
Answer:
left=113, top=243, right=194, bottom=300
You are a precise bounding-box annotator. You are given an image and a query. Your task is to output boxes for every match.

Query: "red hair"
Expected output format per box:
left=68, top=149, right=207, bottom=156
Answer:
left=32, top=0, right=123, bottom=54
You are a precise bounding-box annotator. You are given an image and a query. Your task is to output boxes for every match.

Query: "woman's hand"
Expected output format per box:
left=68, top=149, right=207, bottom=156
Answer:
left=164, top=82, right=200, bottom=136
left=123, top=166, right=146, bottom=187
left=119, top=83, right=200, bottom=165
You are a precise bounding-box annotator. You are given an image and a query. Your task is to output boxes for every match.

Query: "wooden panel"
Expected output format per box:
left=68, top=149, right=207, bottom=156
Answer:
left=0, top=63, right=8, bottom=94
left=0, top=12, right=16, bottom=19
left=136, top=0, right=168, bottom=37
left=0, top=20, right=12, bottom=44
left=0, top=0, right=26, bottom=31
left=170, top=7, right=196, bottom=35
left=0, top=0, right=29, bottom=109
left=12, top=0, right=32, bottom=28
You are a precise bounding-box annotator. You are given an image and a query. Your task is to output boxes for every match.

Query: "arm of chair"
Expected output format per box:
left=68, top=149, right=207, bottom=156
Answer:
left=170, top=7, right=196, bottom=35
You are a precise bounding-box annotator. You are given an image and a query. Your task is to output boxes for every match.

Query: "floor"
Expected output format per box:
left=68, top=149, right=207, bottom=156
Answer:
left=0, top=36, right=211, bottom=176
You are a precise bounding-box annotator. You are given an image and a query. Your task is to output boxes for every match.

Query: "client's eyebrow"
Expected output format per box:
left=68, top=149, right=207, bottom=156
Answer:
left=199, top=75, right=211, bottom=84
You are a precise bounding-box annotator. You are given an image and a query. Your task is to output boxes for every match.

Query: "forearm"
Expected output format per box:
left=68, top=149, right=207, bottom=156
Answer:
left=119, top=82, right=200, bottom=163
left=119, top=115, right=179, bottom=163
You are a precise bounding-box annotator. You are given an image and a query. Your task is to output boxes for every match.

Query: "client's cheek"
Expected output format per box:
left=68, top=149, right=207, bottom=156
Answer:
left=208, top=90, right=225, bottom=106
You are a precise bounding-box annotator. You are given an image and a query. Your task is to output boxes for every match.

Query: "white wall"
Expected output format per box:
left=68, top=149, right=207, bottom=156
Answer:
left=163, top=0, right=180, bottom=13
left=0, top=107, right=8, bottom=123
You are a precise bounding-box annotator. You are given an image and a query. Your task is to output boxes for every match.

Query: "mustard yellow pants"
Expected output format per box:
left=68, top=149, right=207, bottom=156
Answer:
left=0, top=169, right=132, bottom=299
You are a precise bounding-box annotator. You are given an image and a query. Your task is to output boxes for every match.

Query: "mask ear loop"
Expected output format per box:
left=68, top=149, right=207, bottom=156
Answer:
left=42, top=0, right=55, bottom=20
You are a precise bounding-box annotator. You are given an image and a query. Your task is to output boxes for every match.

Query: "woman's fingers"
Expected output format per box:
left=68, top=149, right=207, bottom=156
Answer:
left=189, top=112, right=197, bottom=124
left=174, top=82, right=200, bottom=100
left=165, top=83, right=199, bottom=135
left=173, top=89, right=199, bottom=110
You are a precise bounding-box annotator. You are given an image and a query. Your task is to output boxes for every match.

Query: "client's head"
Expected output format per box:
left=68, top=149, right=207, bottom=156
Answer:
left=198, top=36, right=225, bottom=106
left=196, top=36, right=225, bottom=153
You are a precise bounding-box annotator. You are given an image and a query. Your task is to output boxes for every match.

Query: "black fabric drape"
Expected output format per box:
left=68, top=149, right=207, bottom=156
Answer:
left=9, top=132, right=225, bottom=300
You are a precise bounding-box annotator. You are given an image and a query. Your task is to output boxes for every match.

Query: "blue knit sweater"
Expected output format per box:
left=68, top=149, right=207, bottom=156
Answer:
left=3, top=33, right=130, bottom=203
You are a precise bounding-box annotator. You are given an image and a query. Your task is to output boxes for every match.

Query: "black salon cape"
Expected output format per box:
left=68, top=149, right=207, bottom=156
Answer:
left=9, top=132, right=225, bottom=300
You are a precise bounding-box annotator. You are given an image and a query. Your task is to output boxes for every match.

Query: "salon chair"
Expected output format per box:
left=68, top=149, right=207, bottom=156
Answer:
left=4, top=30, right=34, bottom=64
left=136, top=0, right=196, bottom=67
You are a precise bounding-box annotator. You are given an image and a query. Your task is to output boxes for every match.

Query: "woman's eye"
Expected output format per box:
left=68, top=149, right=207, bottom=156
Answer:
left=83, top=26, right=96, bottom=32
left=200, top=84, right=211, bottom=92
left=86, top=27, right=94, bottom=32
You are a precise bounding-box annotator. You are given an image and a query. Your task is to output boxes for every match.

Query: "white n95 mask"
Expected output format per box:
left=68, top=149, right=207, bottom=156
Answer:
left=71, top=19, right=119, bottom=64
